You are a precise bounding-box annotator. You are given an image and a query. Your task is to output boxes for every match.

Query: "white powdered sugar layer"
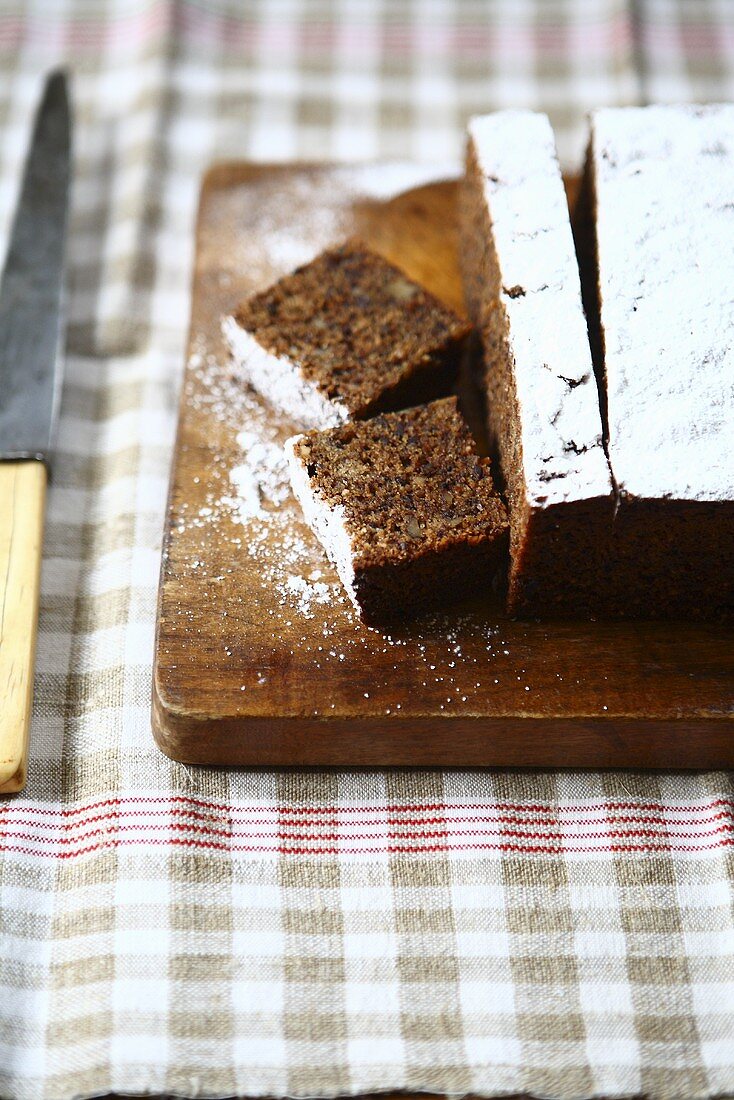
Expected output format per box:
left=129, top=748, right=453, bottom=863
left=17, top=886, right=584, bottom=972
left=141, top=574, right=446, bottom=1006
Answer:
left=224, top=431, right=291, bottom=522
left=468, top=110, right=611, bottom=508
left=222, top=316, right=349, bottom=431
left=285, top=435, right=361, bottom=612
left=179, top=337, right=350, bottom=624
left=592, top=104, right=734, bottom=501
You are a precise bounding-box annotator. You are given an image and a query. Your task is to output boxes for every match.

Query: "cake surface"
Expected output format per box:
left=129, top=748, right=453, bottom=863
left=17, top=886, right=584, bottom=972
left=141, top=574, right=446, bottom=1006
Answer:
left=286, top=397, right=509, bottom=624
left=460, top=110, right=614, bottom=618
left=584, top=104, right=734, bottom=620
left=591, top=104, right=734, bottom=501
left=224, top=241, right=470, bottom=430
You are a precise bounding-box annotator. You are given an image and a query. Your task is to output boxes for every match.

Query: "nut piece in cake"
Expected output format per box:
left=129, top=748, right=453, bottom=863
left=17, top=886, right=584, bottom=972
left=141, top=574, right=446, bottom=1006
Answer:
left=223, top=240, right=471, bottom=430
left=285, top=397, right=509, bottom=625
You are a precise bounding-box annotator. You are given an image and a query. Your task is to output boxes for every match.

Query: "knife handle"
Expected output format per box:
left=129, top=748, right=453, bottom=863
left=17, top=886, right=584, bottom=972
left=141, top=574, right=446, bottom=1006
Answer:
left=0, top=461, right=46, bottom=794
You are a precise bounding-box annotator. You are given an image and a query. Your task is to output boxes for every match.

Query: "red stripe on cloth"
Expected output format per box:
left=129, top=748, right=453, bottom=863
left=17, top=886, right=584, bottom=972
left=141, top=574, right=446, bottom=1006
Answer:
left=0, top=4, right=170, bottom=49
left=2, top=793, right=733, bottom=818
left=0, top=4, right=632, bottom=57
left=1, top=792, right=733, bottom=860
left=3, top=805, right=734, bottom=831
left=3, top=808, right=733, bottom=833
left=1, top=835, right=732, bottom=861
left=2, top=818, right=730, bottom=840
left=642, top=23, right=734, bottom=48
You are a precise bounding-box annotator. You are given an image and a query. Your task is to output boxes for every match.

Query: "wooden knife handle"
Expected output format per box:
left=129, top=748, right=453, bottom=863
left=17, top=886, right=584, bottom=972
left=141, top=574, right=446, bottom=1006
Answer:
left=0, top=461, right=46, bottom=794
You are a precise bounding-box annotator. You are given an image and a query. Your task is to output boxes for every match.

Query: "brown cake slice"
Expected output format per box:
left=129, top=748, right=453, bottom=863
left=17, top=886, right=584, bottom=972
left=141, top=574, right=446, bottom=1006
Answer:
left=579, top=105, right=734, bottom=621
left=223, top=240, right=471, bottom=430
left=460, top=111, right=615, bottom=619
left=285, top=397, right=509, bottom=625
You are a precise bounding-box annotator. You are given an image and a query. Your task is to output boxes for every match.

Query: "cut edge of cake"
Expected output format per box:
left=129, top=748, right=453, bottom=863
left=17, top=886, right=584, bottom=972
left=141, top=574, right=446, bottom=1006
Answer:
left=222, top=315, right=350, bottom=431
left=223, top=240, right=471, bottom=432
left=285, top=432, right=359, bottom=610
left=285, top=398, right=510, bottom=625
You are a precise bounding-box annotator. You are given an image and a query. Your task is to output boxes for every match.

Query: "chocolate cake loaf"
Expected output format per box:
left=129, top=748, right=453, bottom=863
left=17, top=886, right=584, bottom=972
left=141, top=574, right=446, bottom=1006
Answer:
left=286, top=397, right=509, bottom=625
left=460, top=110, right=614, bottom=618
left=224, top=241, right=470, bottom=430
left=582, top=105, right=734, bottom=620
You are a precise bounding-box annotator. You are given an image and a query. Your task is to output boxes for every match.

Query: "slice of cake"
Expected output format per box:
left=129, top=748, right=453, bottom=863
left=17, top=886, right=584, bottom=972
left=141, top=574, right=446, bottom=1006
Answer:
left=285, top=397, right=508, bottom=625
left=224, top=241, right=470, bottom=431
left=582, top=104, right=734, bottom=620
left=460, top=110, right=614, bottom=618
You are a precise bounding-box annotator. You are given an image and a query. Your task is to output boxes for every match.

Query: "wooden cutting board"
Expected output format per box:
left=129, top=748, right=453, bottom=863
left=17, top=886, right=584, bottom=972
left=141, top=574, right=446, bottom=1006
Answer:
left=152, top=162, right=734, bottom=768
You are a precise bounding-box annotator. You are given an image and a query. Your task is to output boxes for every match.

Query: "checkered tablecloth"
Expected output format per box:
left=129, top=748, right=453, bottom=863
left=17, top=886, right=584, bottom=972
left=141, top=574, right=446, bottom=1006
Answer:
left=1, top=3, right=733, bottom=1099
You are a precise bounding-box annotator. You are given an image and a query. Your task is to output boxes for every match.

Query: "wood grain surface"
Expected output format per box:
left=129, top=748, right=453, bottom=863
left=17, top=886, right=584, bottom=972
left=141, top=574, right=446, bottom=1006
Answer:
left=152, top=163, right=734, bottom=768
left=0, top=460, right=46, bottom=793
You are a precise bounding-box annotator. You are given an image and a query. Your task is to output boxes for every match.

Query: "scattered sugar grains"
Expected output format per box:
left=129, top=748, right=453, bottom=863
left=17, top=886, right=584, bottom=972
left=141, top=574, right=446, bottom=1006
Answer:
left=285, top=573, right=332, bottom=617
left=210, top=162, right=446, bottom=279
left=175, top=167, right=567, bottom=705
left=183, top=336, right=349, bottom=622
left=181, top=340, right=522, bottom=688
left=225, top=431, right=291, bottom=522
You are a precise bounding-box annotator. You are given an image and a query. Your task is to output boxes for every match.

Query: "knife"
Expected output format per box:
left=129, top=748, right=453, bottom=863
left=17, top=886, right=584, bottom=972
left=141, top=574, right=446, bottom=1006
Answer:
left=0, top=71, right=71, bottom=793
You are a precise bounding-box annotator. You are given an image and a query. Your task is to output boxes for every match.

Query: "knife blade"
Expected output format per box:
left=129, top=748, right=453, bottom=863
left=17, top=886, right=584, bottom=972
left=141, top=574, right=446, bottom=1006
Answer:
left=0, top=70, right=70, bottom=461
left=0, top=70, right=71, bottom=793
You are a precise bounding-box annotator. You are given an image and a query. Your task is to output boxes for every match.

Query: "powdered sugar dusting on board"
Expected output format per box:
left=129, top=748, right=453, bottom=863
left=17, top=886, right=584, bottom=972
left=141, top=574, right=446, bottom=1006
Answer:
left=162, top=162, right=580, bottom=716
left=224, top=431, right=290, bottom=522
left=176, top=164, right=455, bottom=629
left=180, top=338, right=347, bottom=620
left=176, top=331, right=531, bottom=705
left=211, top=163, right=451, bottom=286
left=284, top=573, right=332, bottom=618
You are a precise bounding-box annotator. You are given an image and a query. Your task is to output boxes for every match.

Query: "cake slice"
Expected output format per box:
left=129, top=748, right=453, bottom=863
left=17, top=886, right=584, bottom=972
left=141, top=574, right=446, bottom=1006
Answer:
left=285, top=397, right=508, bottom=625
left=582, top=104, right=734, bottom=620
left=460, top=110, right=614, bottom=618
left=224, top=241, right=470, bottom=431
